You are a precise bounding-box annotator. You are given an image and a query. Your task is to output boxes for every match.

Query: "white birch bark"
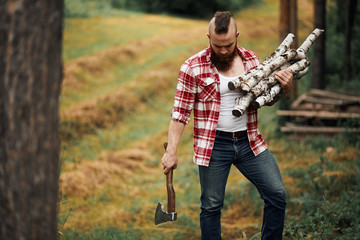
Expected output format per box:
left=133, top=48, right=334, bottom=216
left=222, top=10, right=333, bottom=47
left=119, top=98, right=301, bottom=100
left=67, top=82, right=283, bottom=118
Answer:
left=236, top=58, right=309, bottom=112
left=287, top=58, right=310, bottom=74
left=296, top=28, right=324, bottom=59
left=252, top=84, right=282, bottom=109
left=228, top=70, right=255, bottom=90
left=250, top=58, right=309, bottom=97
left=230, top=29, right=323, bottom=116
left=232, top=93, right=254, bottom=117
left=295, top=66, right=309, bottom=79
left=263, top=33, right=295, bottom=63
left=228, top=33, right=294, bottom=90
left=250, top=61, right=292, bottom=97
left=240, top=49, right=298, bottom=93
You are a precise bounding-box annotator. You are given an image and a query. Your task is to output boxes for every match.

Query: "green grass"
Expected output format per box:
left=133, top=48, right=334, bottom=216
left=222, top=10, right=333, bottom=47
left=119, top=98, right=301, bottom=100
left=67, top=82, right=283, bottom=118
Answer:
left=63, top=15, right=205, bottom=62
left=283, top=145, right=360, bottom=239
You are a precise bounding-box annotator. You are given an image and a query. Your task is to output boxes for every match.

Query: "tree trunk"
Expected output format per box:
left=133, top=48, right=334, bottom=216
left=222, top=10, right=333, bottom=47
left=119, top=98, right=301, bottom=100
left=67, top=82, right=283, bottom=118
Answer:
left=279, top=0, right=298, bottom=97
left=312, top=0, right=326, bottom=89
left=279, top=0, right=298, bottom=48
left=0, top=1, right=63, bottom=240
left=344, top=0, right=357, bottom=81
left=280, top=0, right=290, bottom=42
left=289, top=0, right=298, bottom=48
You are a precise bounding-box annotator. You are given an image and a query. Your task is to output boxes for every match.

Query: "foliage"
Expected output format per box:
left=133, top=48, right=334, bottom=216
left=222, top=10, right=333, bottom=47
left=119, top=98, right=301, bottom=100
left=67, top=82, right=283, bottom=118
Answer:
left=115, top=0, right=262, bottom=18
left=284, top=139, right=360, bottom=239
left=324, top=0, right=360, bottom=93
left=64, top=0, right=262, bottom=18
left=64, top=0, right=115, bottom=18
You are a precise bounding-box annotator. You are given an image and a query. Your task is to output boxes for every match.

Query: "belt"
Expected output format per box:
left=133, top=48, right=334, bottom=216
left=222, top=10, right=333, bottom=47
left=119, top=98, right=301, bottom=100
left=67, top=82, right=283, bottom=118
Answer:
left=216, top=130, right=247, bottom=138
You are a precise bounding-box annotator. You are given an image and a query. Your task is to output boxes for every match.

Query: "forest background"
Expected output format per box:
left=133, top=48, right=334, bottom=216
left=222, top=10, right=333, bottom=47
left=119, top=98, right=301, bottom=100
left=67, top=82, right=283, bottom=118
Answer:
left=58, top=0, right=360, bottom=239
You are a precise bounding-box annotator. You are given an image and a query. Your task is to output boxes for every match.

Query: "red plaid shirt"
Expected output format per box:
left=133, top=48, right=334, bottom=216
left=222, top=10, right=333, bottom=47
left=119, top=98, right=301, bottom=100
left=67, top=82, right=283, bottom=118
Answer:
left=171, top=45, right=267, bottom=166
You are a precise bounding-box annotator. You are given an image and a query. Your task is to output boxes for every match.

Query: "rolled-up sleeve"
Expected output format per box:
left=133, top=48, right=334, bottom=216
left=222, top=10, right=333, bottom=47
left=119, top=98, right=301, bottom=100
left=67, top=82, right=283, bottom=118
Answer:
left=171, top=61, right=197, bottom=125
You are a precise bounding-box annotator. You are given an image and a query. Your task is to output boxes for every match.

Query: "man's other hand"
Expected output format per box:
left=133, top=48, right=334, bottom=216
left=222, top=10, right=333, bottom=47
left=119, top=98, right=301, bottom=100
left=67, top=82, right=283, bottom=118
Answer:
left=275, top=69, right=293, bottom=94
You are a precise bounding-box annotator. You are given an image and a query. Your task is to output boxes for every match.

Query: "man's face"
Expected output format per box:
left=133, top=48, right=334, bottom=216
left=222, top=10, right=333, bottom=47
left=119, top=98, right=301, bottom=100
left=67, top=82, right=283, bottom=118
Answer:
left=208, top=30, right=239, bottom=71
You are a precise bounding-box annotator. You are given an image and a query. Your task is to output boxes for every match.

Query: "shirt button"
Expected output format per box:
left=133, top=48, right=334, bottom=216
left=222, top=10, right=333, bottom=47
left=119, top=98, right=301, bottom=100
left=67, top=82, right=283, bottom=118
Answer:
left=215, top=113, right=219, bottom=116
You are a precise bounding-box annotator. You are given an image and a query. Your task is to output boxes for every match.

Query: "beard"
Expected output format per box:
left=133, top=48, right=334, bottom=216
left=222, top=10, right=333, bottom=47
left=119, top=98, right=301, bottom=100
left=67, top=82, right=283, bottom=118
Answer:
left=210, top=46, right=237, bottom=72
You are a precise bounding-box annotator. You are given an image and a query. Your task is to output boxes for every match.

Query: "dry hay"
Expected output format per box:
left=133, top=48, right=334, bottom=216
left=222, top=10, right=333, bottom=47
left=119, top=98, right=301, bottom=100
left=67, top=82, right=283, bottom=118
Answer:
left=237, top=18, right=277, bottom=40
left=59, top=50, right=184, bottom=144
left=63, top=39, right=151, bottom=90
left=60, top=63, right=175, bottom=139
left=59, top=148, right=153, bottom=198
left=62, top=25, right=205, bottom=91
left=60, top=27, right=204, bottom=140
left=61, top=88, right=143, bottom=129
left=222, top=202, right=262, bottom=239
left=100, top=148, right=153, bottom=170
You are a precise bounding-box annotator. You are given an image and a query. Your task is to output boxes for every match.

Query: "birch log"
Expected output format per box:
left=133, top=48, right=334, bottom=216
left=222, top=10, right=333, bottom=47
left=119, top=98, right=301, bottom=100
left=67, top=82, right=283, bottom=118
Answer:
left=240, top=49, right=298, bottom=93
left=231, top=28, right=324, bottom=117
left=296, top=28, right=324, bottom=59
left=252, top=65, right=310, bottom=109
left=233, top=58, right=309, bottom=116
left=295, top=66, right=309, bottom=79
left=252, top=84, right=282, bottom=109
left=228, top=33, right=295, bottom=90
left=250, top=61, right=293, bottom=98
left=263, top=33, right=295, bottom=62
left=232, top=93, right=254, bottom=117
left=229, top=28, right=323, bottom=92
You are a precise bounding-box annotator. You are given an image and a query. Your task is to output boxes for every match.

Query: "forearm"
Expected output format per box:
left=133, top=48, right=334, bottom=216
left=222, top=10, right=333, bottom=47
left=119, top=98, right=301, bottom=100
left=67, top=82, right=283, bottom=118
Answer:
left=166, top=120, right=186, bottom=155
left=162, top=119, right=186, bottom=174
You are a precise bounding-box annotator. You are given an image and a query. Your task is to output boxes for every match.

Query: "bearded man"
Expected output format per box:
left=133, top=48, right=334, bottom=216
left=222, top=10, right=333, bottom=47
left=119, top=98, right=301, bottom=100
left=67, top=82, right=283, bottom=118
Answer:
left=162, top=11, right=293, bottom=240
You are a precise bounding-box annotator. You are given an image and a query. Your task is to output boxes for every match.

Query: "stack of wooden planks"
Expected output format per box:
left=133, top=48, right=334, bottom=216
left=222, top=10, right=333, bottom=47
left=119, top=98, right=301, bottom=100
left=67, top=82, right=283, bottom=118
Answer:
left=277, top=89, right=360, bottom=139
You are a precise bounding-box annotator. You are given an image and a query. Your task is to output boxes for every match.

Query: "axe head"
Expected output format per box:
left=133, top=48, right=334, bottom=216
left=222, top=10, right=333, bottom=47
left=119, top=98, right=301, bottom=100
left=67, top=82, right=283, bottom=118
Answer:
left=154, top=202, right=177, bottom=225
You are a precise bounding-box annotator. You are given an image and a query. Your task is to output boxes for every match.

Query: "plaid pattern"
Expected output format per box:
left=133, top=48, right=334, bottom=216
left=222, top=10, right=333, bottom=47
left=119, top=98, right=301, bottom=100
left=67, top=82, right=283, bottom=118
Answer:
left=171, top=45, right=268, bottom=166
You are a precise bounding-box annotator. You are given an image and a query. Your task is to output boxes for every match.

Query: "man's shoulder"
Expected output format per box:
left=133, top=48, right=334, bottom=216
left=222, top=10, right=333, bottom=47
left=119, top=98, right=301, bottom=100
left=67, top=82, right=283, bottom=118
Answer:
left=184, top=46, right=211, bottom=66
left=237, top=46, right=260, bottom=60
left=237, top=46, right=261, bottom=67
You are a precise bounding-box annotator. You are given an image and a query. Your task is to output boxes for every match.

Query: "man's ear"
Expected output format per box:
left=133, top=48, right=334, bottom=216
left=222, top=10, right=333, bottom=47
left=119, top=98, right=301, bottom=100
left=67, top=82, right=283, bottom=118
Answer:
left=207, top=33, right=210, bottom=39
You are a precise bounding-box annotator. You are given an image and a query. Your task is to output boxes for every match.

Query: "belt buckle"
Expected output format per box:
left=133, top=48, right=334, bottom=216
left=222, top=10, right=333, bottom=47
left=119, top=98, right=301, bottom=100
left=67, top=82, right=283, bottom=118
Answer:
left=232, top=132, right=236, bottom=138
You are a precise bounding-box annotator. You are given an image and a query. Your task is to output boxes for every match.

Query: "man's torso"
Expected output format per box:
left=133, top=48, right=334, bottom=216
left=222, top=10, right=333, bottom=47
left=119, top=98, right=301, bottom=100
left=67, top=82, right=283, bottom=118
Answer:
left=171, top=46, right=267, bottom=166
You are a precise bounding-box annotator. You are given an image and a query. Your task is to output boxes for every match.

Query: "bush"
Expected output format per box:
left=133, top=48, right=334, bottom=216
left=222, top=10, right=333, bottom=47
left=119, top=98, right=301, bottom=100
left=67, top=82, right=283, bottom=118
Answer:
left=284, top=153, right=360, bottom=239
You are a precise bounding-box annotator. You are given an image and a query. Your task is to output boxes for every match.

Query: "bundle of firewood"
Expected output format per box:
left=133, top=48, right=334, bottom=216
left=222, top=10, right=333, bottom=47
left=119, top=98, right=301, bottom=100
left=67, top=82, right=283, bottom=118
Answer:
left=230, top=28, right=324, bottom=117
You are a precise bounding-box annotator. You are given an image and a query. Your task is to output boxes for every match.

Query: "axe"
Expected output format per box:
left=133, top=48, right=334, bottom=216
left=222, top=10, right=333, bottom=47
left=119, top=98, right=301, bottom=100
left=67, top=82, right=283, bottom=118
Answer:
left=154, top=142, right=177, bottom=225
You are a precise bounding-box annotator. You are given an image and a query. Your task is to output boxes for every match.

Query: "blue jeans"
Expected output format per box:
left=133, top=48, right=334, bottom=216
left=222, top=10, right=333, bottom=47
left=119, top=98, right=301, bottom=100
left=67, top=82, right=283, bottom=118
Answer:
left=198, top=133, right=286, bottom=240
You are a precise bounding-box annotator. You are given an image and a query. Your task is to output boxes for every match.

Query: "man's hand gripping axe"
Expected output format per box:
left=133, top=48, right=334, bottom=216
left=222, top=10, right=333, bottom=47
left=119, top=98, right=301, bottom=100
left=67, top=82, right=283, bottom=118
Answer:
left=154, top=142, right=177, bottom=225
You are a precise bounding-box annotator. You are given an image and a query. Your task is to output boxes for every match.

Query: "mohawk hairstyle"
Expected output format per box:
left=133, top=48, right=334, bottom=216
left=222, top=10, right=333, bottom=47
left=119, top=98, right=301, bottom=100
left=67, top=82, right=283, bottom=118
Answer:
left=214, top=11, right=233, bottom=34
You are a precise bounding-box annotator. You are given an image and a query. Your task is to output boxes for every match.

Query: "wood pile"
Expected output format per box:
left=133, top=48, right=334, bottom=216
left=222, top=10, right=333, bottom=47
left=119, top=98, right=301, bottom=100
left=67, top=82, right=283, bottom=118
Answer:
left=277, top=89, right=360, bottom=139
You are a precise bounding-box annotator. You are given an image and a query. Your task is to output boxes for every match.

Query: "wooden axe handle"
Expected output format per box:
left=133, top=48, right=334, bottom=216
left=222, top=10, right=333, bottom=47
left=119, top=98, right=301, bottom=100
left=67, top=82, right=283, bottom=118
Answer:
left=164, top=142, right=176, bottom=213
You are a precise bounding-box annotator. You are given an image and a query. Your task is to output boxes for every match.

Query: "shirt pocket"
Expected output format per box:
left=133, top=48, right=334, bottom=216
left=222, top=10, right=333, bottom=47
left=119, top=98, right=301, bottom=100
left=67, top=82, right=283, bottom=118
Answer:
left=196, top=77, right=218, bottom=101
